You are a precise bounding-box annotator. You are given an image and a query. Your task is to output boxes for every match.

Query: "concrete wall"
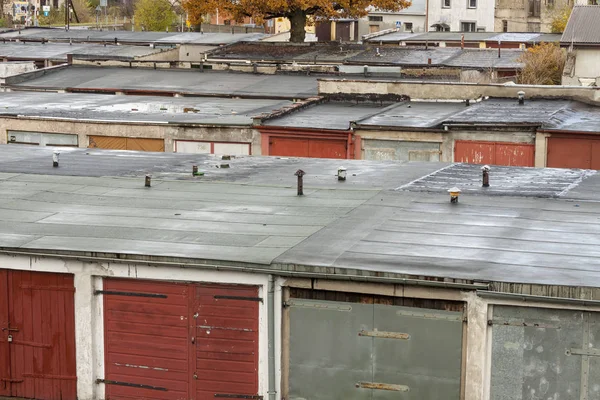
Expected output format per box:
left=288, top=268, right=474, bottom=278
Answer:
left=134, top=48, right=180, bottom=62
left=0, top=61, right=36, bottom=78
left=0, top=117, right=262, bottom=155
left=572, top=49, right=600, bottom=84
left=427, top=0, right=495, bottom=32
left=318, top=79, right=600, bottom=103
left=178, top=44, right=218, bottom=62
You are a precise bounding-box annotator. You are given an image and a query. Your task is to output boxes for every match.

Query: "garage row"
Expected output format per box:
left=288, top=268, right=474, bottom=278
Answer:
left=6, top=129, right=600, bottom=169
left=1, top=266, right=599, bottom=400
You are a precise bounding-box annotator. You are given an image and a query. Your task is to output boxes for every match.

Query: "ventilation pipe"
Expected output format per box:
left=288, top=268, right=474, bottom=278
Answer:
left=295, top=169, right=305, bottom=196
left=482, top=165, right=490, bottom=187
left=518, top=91, right=525, bottom=105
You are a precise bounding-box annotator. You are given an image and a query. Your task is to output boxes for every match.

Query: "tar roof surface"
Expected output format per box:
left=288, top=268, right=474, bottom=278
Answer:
left=10, top=66, right=320, bottom=98
left=355, top=101, right=466, bottom=128
left=0, top=42, right=166, bottom=61
left=444, top=98, right=572, bottom=126
left=561, top=5, right=600, bottom=45
left=543, top=103, right=600, bottom=132
left=0, top=91, right=291, bottom=125
left=0, top=28, right=267, bottom=45
left=1, top=145, right=600, bottom=288
left=263, top=102, right=392, bottom=130
left=367, top=31, right=561, bottom=43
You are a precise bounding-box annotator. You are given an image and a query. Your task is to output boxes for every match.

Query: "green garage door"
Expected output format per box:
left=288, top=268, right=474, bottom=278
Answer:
left=288, top=292, right=464, bottom=400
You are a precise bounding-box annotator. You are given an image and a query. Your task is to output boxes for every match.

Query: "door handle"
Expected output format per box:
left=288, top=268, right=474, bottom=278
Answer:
left=1, top=327, right=19, bottom=332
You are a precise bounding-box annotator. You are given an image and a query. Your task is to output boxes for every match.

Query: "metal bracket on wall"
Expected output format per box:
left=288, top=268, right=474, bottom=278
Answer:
left=93, top=290, right=168, bottom=299
left=358, top=330, right=410, bottom=340
left=284, top=300, right=352, bottom=311
left=355, top=382, right=410, bottom=392
left=214, top=295, right=263, bottom=302
left=487, top=319, right=561, bottom=329
left=214, top=394, right=264, bottom=399
left=96, top=379, right=167, bottom=391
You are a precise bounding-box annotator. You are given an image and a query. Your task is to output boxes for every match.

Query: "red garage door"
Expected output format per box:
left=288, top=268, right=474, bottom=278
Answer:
left=0, top=270, right=77, bottom=400
left=103, top=279, right=259, bottom=400
left=547, top=136, right=600, bottom=170
left=454, top=141, right=535, bottom=167
left=269, top=137, right=348, bottom=159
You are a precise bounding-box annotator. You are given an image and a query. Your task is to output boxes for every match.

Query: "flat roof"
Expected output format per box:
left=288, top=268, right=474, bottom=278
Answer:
left=10, top=66, right=320, bottom=98
left=0, top=41, right=169, bottom=61
left=356, top=101, right=467, bottom=128
left=0, top=145, right=599, bottom=288
left=0, top=91, right=291, bottom=126
left=263, top=102, right=392, bottom=130
left=0, top=28, right=267, bottom=45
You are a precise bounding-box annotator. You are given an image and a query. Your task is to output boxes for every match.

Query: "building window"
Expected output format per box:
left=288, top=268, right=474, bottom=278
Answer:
left=404, top=22, right=413, bottom=31
left=368, top=15, right=383, bottom=21
left=442, top=0, right=451, bottom=8
left=528, top=0, right=541, bottom=16
left=461, top=22, right=476, bottom=32
left=468, top=0, right=477, bottom=8
left=502, top=19, right=508, bottom=32
left=547, top=0, right=555, bottom=6
left=589, top=0, right=598, bottom=4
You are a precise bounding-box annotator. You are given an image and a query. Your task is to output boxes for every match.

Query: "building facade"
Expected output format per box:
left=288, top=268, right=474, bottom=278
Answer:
left=427, top=0, right=495, bottom=32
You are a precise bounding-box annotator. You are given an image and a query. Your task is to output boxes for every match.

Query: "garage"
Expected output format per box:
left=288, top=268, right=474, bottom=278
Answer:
left=7, top=130, right=78, bottom=147
left=0, top=270, right=77, bottom=400
left=175, top=140, right=251, bottom=155
left=101, top=278, right=259, bottom=400
left=286, top=289, right=465, bottom=399
left=88, top=136, right=165, bottom=152
left=454, top=140, right=535, bottom=166
left=489, top=306, right=600, bottom=400
left=547, top=136, right=600, bottom=169
left=269, top=136, right=348, bottom=159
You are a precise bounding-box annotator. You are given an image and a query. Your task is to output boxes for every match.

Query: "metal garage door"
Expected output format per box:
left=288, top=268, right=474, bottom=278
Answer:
left=0, top=270, right=77, bottom=400
left=89, top=136, right=165, bottom=152
left=454, top=140, right=535, bottom=166
left=547, top=136, right=600, bottom=169
left=287, top=290, right=464, bottom=400
left=7, top=130, right=78, bottom=147
left=102, top=279, right=259, bottom=400
left=269, top=137, right=348, bottom=159
left=490, top=306, right=600, bottom=400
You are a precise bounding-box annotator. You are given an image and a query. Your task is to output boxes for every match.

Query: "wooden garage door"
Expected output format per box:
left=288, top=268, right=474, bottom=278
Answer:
left=89, top=136, right=165, bottom=152
left=102, top=279, right=259, bottom=400
left=269, top=137, right=348, bottom=159
left=547, top=136, right=600, bottom=170
left=454, top=140, right=535, bottom=167
left=0, top=270, right=77, bottom=400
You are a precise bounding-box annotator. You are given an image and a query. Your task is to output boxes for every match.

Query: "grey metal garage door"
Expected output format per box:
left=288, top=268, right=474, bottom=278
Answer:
left=288, top=298, right=464, bottom=399
left=490, top=306, right=600, bottom=400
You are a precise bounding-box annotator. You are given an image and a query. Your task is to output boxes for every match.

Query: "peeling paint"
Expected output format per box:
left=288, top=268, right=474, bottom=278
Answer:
left=114, top=362, right=169, bottom=372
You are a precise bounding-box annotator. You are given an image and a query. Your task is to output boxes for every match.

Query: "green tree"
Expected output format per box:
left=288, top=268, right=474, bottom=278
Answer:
left=134, top=0, right=176, bottom=31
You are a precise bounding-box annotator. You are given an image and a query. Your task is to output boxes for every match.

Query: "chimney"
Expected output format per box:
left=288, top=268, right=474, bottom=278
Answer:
left=518, top=91, right=525, bottom=105
left=481, top=165, right=490, bottom=187
left=295, top=170, right=306, bottom=196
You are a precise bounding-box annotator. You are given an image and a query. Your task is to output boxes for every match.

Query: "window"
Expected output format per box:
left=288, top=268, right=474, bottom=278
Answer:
left=502, top=19, right=508, bottom=32
left=404, top=22, right=413, bottom=31
left=368, top=15, right=383, bottom=21
left=468, top=0, right=477, bottom=8
left=547, top=0, right=554, bottom=7
left=528, top=0, right=540, bottom=16
left=442, top=0, right=451, bottom=8
left=461, top=22, right=476, bottom=32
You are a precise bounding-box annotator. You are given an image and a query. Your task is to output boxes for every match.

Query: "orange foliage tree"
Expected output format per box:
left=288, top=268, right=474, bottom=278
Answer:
left=183, top=0, right=411, bottom=42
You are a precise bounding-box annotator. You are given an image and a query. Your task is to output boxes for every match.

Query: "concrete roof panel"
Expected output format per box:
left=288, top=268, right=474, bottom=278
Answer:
left=357, top=101, right=466, bottom=128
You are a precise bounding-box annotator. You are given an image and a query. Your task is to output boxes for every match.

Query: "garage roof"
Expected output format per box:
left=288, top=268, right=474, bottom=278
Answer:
left=0, top=91, right=292, bottom=126
left=0, top=145, right=599, bottom=289
left=9, top=66, right=320, bottom=99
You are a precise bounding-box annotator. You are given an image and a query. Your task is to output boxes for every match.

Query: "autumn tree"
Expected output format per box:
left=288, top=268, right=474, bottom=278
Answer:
left=183, top=0, right=411, bottom=42
left=134, top=0, right=176, bottom=31
left=517, top=42, right=566, bottom=85
left=550, top=4, right=572, bottom=33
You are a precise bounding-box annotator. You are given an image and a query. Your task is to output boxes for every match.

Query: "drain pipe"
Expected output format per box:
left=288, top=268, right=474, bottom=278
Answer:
left=267, top=275, right=277, bottom=400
